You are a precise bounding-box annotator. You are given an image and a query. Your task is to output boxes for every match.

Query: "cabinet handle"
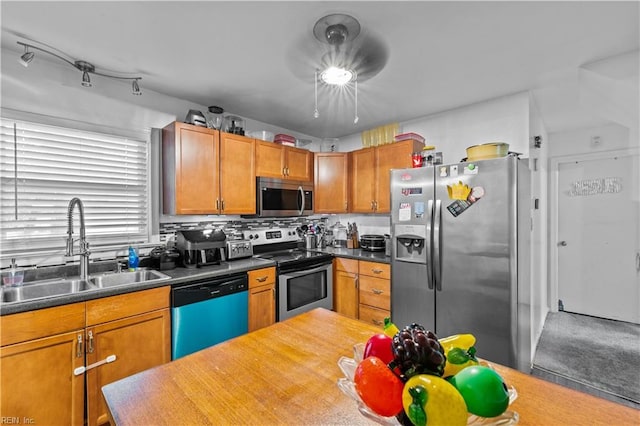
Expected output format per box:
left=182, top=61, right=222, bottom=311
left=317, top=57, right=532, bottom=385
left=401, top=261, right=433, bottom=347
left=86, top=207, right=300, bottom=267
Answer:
left=87, top=330, right=94, bottom=354
left=355, top=276, right=359, bottom=289
left=370, top=201, right=375, bottom=210
left=272, top=287, right=276, bottom=299
left=283, top=167, right=287, bottom=176
left=372, top=319, right=383, bottom=326
left=76, top=334, right=83, bottom=358
left=221, top=199, right=225, bottom=211
left=256, top=276, right=268, bottom=282
left=344, top=201, right=348, bottom=211
left=371, top=268, right=383, bottom=274
left=373, top=201, right=378, bottom=211
left=286, top=167, right=290, bottom=176
left=372, top=288, right=384, bottom=295
left=216, top=199, right=220, bottom=210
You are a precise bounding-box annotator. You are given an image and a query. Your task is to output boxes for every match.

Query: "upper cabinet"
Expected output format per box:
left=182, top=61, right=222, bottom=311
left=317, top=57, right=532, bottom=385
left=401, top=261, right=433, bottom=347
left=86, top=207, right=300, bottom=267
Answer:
left=349, top=140, right=424, bottom=213
left=219, top=132, right=256, bottom=215
left=255, top=141, right=313, bottom=182
left=163, top=122, right=219, bottom=215
left=314, top=152, right=349, bottom=214
left=162, top=122, right=255, bottom=215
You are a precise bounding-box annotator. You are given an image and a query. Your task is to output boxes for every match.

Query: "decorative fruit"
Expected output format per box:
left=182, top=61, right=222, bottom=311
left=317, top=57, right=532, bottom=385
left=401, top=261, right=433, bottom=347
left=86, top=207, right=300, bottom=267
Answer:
left=448, top=365, right=510, bottom=418
left=439, top=334, right=476, bottom=352
left=391, top=323, right=446, bottom=378
left=401, top=374, right=468, bottom=426
left=354, top=356, right=404, bottom=417
left=442, top=346, right=479, bottom=378
left=383, top=317, right=400, bottom=338
left=363, top=333, right=394, bottom=364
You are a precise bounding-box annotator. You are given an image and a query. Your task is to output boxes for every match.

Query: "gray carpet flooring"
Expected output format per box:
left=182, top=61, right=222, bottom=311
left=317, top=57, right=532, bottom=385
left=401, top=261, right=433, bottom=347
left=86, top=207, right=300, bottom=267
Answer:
left=531, top=311, right=640, bottom=409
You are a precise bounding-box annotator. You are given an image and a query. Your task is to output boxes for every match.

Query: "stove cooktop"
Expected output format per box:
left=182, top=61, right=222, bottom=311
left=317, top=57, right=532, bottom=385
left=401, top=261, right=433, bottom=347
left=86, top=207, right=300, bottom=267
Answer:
left=255, top=248, right=331, bottom=265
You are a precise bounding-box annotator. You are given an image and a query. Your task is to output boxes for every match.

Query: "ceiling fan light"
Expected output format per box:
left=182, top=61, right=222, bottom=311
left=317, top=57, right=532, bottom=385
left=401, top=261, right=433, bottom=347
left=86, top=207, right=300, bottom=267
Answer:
left=320, top=67, right=353, bottom=85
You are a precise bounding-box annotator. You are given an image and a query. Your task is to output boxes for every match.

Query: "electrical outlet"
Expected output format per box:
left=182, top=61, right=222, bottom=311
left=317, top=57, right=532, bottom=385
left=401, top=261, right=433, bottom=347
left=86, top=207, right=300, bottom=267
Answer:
left=591, top=136, right=601, bottom=147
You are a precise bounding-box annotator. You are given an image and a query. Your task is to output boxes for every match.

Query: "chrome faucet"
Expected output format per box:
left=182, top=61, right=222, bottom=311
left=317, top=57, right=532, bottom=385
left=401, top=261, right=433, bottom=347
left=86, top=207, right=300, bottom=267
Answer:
left=66, top=197, right=90, bottom=280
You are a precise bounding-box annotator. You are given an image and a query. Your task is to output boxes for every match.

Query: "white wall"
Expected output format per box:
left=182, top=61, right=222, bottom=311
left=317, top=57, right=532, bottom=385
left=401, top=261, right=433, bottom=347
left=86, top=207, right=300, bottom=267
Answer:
left=528, top=96, right=550, bottom=353
left=330, top=91, right=531, bottom=162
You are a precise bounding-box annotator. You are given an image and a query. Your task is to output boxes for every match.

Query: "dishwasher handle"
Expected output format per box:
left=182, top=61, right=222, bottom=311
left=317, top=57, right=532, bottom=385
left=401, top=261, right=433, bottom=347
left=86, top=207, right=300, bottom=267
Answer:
left=172, top=274, right=248, bottom=308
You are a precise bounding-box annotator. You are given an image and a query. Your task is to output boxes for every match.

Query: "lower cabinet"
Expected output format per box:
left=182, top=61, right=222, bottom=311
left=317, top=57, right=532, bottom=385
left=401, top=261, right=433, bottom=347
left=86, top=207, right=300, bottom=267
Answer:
left=333, top=258, right=359, bottom=319
left=333, top=258, right=391, bottom=326
left=248, top=267, right=276, bottom=332
left=0, top=286, right=171, bottom=426
left=1, top=328, right=85, bottom=425
left=86, top=288, right=171, bottom=426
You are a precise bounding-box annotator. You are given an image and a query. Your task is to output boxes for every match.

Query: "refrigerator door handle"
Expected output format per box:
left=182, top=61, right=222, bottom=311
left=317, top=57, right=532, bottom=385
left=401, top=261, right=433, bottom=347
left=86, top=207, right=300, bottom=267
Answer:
left=426, top=199, right=434, bottom=289
left=434, top=199, right=442, bottom=291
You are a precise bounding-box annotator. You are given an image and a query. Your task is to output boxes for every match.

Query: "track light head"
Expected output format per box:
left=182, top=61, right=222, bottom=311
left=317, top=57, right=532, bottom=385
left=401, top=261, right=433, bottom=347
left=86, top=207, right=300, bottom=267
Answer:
left=81, top=71, right=92, bottom=87
left=132, top=79, right=142, bottom=95
left=19, top=47, right=34, bottom=67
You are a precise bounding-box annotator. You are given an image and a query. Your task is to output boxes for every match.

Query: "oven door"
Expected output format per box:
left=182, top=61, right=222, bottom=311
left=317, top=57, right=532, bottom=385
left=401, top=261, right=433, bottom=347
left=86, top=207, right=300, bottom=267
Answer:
left=278, top=260, right=333, bottom=321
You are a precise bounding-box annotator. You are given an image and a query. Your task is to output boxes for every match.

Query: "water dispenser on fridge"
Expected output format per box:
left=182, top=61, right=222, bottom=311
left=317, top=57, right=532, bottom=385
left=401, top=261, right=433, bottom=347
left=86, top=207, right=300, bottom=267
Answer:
left=393, top=224, right=428, bottom=264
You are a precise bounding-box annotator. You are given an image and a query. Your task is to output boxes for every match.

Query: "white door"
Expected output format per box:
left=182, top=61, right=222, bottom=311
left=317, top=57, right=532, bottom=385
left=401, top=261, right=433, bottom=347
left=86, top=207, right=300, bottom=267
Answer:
left=556, top=151, right=639, bottom=324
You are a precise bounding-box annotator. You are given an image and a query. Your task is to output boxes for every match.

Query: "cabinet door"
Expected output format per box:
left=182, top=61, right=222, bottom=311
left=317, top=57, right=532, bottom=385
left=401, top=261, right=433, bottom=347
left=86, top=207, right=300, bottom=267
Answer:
left=334, top=270, right=359, bottom=319
left=248, top=267, right=276, bottom=332
left=86, top=309, right=171, bottom=426
left=349, top=147, right=376, bottom=213
left=220, top=133, right=256, bottom=214
left=314, top=153, right=348, bottom=213
left=375, top=140, right=421, bottom=213
left=285, top=146, right=313, bottom=181
left=248, top=283, right=276, bottom=332
left=163, top=122, right=220, bottom=214
left=1, top=330, right=85, bottom=425
left=359, top=304, right=390, bottom=328
left=255, top=140, right=285, bottom=178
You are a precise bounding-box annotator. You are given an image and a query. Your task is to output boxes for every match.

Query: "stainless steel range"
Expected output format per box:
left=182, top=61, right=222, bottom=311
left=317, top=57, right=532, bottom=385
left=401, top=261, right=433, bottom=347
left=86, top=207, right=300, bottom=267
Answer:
left=246, top=228, right=333, bottom=321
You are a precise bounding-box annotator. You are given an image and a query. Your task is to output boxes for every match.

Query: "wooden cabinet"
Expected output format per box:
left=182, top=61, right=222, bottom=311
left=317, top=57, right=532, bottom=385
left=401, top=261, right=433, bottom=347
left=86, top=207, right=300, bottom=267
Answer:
left=248, top=267, right=276, bottom=332
left=219, top=132, right=256, bottom=214
left=85, top=287, right=171, bottom=426
left=314, top=152, right=349, bottom=213
left=333, top=258, right=359, bottom=319
left=349, top=140, right=423, bottom=213
left=333, top=258, right=391, bottom=325
left=0, top=287, right=171, bottom=426
left=358, top=261, right=391, bottom=327
left=1, top=303, right=86, bottom=425
left=162, top=122, right=255, bottom=215
left=163, top=122, right=219, bottom=214
left=255, top=140, right=313, bottom=181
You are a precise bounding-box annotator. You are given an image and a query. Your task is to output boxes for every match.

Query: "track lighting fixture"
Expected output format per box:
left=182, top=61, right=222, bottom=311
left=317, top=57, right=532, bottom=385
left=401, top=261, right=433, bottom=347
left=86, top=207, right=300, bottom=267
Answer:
left=16, top=40, right=142, bottom=95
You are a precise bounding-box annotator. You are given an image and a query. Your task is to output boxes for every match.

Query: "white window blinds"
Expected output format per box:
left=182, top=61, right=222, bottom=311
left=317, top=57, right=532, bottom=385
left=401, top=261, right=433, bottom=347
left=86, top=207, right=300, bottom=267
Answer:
left=0, top=117, right=149, bottom=255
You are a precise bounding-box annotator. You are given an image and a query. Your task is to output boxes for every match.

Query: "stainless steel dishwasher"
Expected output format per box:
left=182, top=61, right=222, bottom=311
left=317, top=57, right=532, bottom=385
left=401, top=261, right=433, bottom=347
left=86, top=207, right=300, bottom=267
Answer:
left=171, top=273, right=248, bottom=360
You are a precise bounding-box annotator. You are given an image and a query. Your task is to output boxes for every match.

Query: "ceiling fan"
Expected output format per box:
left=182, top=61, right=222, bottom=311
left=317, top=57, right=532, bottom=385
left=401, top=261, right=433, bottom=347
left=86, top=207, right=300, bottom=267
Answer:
left=287, top=13, right=389, bottom=124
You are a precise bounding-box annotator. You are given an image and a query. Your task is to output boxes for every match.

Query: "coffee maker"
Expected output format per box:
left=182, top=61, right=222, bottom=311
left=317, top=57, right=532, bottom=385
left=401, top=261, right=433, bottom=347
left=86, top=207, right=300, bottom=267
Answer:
left=176, top=229, right=226, bottom=268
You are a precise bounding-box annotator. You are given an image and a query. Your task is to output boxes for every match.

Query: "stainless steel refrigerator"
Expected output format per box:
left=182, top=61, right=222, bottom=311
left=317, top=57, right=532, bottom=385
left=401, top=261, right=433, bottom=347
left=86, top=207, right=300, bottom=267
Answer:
left=390, top=155, right=531, bottom=372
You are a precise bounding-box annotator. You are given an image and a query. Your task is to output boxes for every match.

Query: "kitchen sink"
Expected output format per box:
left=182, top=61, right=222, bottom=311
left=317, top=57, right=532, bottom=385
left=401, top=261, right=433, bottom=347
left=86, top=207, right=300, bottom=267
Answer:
left=89, top=269, right=170, bottom=288
left=1, top=278, right=94, bottom=303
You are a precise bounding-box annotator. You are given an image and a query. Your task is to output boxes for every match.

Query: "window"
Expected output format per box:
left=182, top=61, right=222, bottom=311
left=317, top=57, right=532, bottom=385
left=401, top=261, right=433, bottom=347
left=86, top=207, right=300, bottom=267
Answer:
left=0, top=117, right=149, bottom=256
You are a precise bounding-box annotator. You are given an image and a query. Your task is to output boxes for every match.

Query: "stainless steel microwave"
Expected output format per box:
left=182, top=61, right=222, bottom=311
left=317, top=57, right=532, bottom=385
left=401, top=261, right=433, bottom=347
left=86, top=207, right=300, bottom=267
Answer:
left=246, top=177, right=313, bottom=217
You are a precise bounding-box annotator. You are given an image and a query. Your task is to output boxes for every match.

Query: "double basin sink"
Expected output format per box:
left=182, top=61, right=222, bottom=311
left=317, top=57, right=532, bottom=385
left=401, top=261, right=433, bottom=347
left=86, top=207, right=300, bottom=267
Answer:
left=1, top=269, right=171, bottom=304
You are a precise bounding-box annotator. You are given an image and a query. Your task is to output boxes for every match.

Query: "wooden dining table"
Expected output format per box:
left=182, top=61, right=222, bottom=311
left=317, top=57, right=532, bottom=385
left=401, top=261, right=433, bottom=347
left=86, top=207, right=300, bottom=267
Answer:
left=102, top=308, right=639, bottom=425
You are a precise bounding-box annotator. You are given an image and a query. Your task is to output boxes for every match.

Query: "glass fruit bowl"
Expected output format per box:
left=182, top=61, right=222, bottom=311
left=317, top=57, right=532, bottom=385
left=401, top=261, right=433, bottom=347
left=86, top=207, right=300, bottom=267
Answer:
left=337, top=344, right=519, bottom=425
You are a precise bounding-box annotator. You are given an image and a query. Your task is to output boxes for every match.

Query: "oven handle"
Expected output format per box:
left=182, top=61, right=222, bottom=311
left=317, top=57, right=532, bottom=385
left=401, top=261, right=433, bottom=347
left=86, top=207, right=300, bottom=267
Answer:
left=280, top=263, right=330, bottom=279
left=298, top=185, right=305, bottom=216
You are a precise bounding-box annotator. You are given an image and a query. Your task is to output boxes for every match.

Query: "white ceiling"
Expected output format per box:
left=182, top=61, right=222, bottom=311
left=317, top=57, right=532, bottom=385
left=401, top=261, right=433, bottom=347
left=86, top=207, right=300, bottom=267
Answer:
left=1, top=1, right=638, bottom=139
